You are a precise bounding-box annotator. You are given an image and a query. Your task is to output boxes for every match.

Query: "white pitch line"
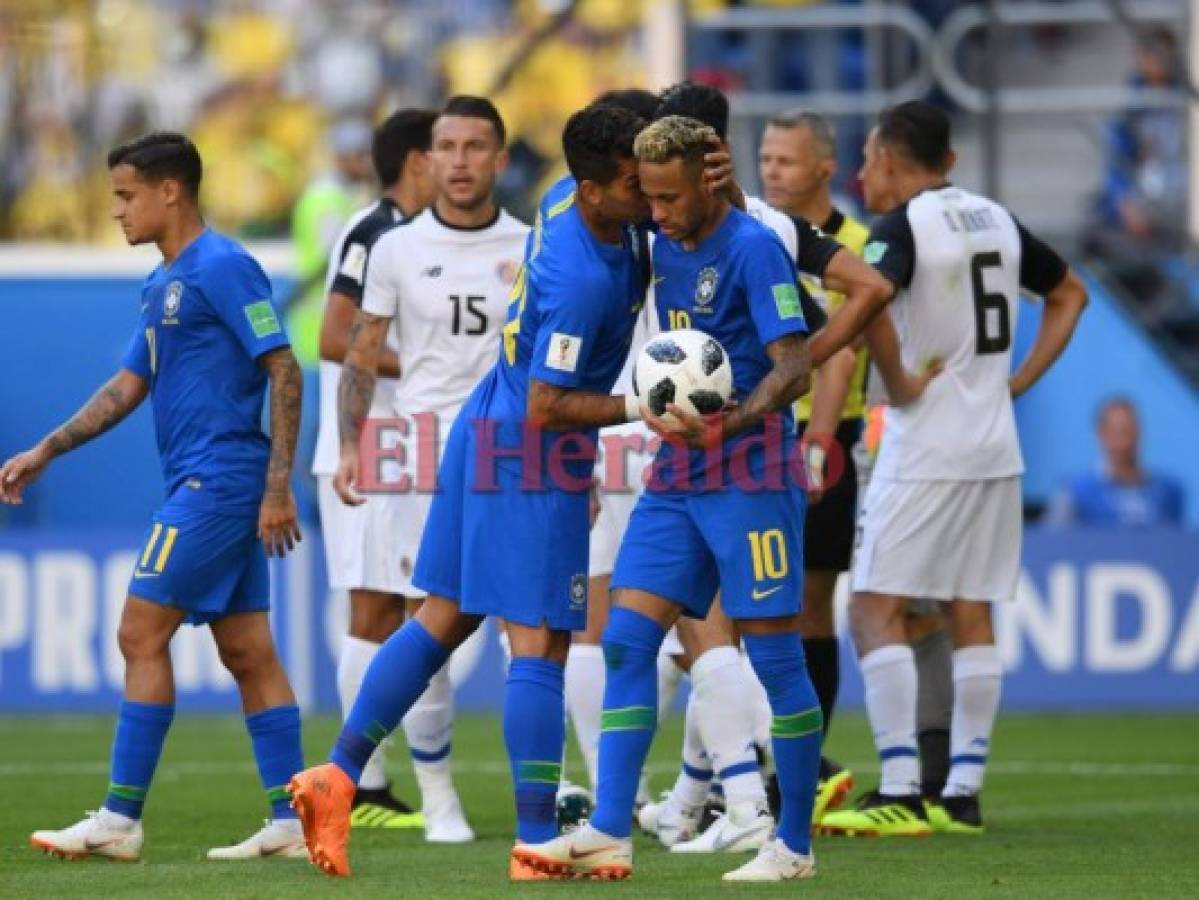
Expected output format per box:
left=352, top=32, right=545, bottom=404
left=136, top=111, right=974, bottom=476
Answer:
left=1, top=760, right=1197, bottom=778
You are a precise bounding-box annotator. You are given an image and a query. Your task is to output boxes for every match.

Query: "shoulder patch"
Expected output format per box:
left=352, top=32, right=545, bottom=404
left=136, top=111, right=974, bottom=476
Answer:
left=863, top=240, right=887, bottom=264
left=772, top=283, right=803, bottom=320
left=339, top=242, right=368, bottom=283
left=545, top=332, right=582, bottom=373
left=244, top=300, right=282, bottom=338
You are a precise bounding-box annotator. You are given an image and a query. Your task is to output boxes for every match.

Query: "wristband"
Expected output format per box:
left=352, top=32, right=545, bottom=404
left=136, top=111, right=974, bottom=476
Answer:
left=624, top=394, right=643, bottom=422
left=803, top=440, right=827, bottom=492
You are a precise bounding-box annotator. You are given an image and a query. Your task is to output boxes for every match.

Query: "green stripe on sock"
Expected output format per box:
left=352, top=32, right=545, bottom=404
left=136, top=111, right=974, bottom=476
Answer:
left=364, top=721, right=388, bottom=745
left=771, top=707, right=823, bottom=738
left=107, top=782, right=147, bottom=802
left=266, top=785, right=291, bottom=804
left=601, top=706, right=656, bottom=732
left=517, top=760, right=562, bottom=784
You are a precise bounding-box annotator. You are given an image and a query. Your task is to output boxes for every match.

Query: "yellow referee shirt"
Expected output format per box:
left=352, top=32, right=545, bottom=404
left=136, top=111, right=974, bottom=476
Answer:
left=795, top=207, right=871, bottom=423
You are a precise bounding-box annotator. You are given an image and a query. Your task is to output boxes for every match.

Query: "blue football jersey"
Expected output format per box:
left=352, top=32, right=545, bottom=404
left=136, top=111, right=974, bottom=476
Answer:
left=651, top=206, right=810, bottom=483
left=472, top=181, right=645, bottom=475
left=121, top=229, right=290, bottom=514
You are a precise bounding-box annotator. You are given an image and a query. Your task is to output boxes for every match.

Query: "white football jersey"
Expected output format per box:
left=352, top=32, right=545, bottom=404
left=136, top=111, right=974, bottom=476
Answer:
left=361, top=207, right=529, bottom=425
left=867, top=185, right=1066, bottom=482
left=312, top=198, right=406, bottom=476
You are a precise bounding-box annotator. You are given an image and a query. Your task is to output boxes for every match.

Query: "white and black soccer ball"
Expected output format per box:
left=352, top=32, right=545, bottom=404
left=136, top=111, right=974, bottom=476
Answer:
left=633, top=328, right=733, bottom=419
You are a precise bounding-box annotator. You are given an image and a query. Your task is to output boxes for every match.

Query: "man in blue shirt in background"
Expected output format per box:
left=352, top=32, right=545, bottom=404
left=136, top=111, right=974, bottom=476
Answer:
left=0, top=132, right=308, bottom=862
left=1050, top=396, right=1185, bottom=527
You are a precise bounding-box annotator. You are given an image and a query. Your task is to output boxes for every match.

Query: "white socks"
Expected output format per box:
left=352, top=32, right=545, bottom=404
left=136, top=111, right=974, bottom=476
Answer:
left=337, top=635, right=389, bottom=791
left=657, top=651, right=683, bottom=720
left=403, top=662, right=456, bottom=802
left=565, top=643, right=605, bottom=789
left=690, top=647, right=767, bottom=809
left=943, top=645, right=1002, bottom=798
left=861, top=644, right=920, bottom=796
left=671, top=682, right=713, bottom=809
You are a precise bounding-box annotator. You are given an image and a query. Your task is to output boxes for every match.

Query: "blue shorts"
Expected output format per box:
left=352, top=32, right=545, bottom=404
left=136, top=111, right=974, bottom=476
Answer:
left=413, top=411, right=590, bottom=632
left=611, top=480, right=807, bottom=621
left=127, top=492, right=268, bottom=626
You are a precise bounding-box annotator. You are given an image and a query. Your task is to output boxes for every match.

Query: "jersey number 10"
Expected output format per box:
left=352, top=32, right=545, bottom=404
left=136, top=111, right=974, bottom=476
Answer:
left=970, top=251, right=1011, bottom=355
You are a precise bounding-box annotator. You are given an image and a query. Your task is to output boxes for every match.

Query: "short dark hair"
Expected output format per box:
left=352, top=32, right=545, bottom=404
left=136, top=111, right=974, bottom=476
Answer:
left=655, top=81, right=729, bottom=140
left=373, top=108, right=436, bottom=188
left=107, top=132, right=202, bottom=198
left=876, top=100, right=951, bottom=171
left=562, top=103, right=643, bottom=186
left=439, top=94, right=507, bottom=146
left=592, top=88, right=659, bottom=122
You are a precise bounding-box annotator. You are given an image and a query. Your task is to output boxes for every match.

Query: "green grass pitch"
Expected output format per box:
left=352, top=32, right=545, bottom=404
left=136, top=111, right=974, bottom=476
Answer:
left=1, top=712, right=1197, bottom=898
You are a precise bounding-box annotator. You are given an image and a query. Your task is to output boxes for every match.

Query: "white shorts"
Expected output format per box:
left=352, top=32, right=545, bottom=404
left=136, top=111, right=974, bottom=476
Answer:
left=317, top=475, right=429, bottom=596
left=589, top=420, right=656, bottom=577
left=851, top=476, right=1021, bottom=603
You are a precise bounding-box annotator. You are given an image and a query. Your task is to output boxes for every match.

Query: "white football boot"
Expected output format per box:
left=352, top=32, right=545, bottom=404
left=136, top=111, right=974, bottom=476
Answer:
left=206, top=818, right=308, bottom=860
left=31, top=809, right=143, bottom=861
left=722, top=838, right=816, bottom=882
left=510, top=822, right=633, bottom=880
left=638, top=791, right=702, bottom=848
left=671, top=799, right=773, bottom=854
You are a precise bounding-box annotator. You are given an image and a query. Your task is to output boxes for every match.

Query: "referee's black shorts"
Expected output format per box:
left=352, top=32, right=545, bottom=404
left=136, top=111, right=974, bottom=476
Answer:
left=796, top=418, right=863, bottom=573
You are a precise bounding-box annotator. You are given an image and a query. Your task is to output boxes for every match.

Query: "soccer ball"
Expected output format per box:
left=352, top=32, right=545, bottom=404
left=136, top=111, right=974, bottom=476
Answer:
left=633, top=328, right=733, bottom=419
left=556, top=783, right=595, bottom=832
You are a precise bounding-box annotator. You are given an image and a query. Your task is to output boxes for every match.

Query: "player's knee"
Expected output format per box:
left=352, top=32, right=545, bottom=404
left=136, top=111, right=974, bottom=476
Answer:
left=218, top=638, right=277, bottom=683
left=849, top=592, right=905, bottom=654
left=117, top=620, right=170, bottom=663
left=348, top=591, right=405, bottom=642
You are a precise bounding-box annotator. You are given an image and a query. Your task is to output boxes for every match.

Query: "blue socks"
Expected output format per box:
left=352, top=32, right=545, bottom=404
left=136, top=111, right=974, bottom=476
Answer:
left=744, top=632, right=823, bottom=855
left=504, top=658, right=566, bottom=844
left=590, top=607, right=666, bottom=838
left=246, top=705, right=304, bottom=820
left=331, top=620, right=450, bottom=783
left=104, top=700, right=175, bottom=819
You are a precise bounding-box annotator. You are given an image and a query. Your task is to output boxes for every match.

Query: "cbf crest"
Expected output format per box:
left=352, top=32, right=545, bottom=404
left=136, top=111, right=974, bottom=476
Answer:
left=163, top=280, right=183, bottom=324
left=694, top=266, right=718, bottom=314
left=569, top=574, right=587, bottom=612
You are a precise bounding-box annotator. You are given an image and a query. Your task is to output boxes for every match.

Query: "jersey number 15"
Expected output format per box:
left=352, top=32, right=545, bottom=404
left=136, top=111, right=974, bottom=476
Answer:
left=447, top=294, right=488, bottom=336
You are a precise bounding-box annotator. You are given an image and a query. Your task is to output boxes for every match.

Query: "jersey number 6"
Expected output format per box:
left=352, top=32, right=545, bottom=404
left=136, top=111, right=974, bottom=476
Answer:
left=970, top=251, right=1011, bottom=355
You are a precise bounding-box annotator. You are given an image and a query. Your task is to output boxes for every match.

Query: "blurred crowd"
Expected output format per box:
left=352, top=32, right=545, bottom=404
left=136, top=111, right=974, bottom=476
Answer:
left=0, top=0, right=988, bottom=244
left=0, top=0, right=655, bottom=242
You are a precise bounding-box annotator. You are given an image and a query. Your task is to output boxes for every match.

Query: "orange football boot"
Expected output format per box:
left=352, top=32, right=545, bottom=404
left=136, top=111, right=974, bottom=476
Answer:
left=289, top=763, right=356, bottom=876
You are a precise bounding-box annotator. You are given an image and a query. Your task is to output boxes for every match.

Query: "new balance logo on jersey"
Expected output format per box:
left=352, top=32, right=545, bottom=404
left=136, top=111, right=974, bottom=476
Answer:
left=421, top=265, right=443, bottom=278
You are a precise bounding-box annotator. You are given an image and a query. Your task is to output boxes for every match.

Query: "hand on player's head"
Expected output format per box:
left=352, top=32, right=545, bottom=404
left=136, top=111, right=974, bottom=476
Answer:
left=702, top=137, right=734, bottom=195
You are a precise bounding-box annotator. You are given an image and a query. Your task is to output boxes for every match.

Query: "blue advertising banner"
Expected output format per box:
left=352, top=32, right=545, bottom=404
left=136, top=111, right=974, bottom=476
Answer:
left=0, top=526, right=1194, bottom=712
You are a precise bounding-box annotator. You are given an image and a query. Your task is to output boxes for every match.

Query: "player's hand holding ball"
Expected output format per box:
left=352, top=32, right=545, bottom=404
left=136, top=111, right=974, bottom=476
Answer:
left=634, top=329, right=734, bottom=450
